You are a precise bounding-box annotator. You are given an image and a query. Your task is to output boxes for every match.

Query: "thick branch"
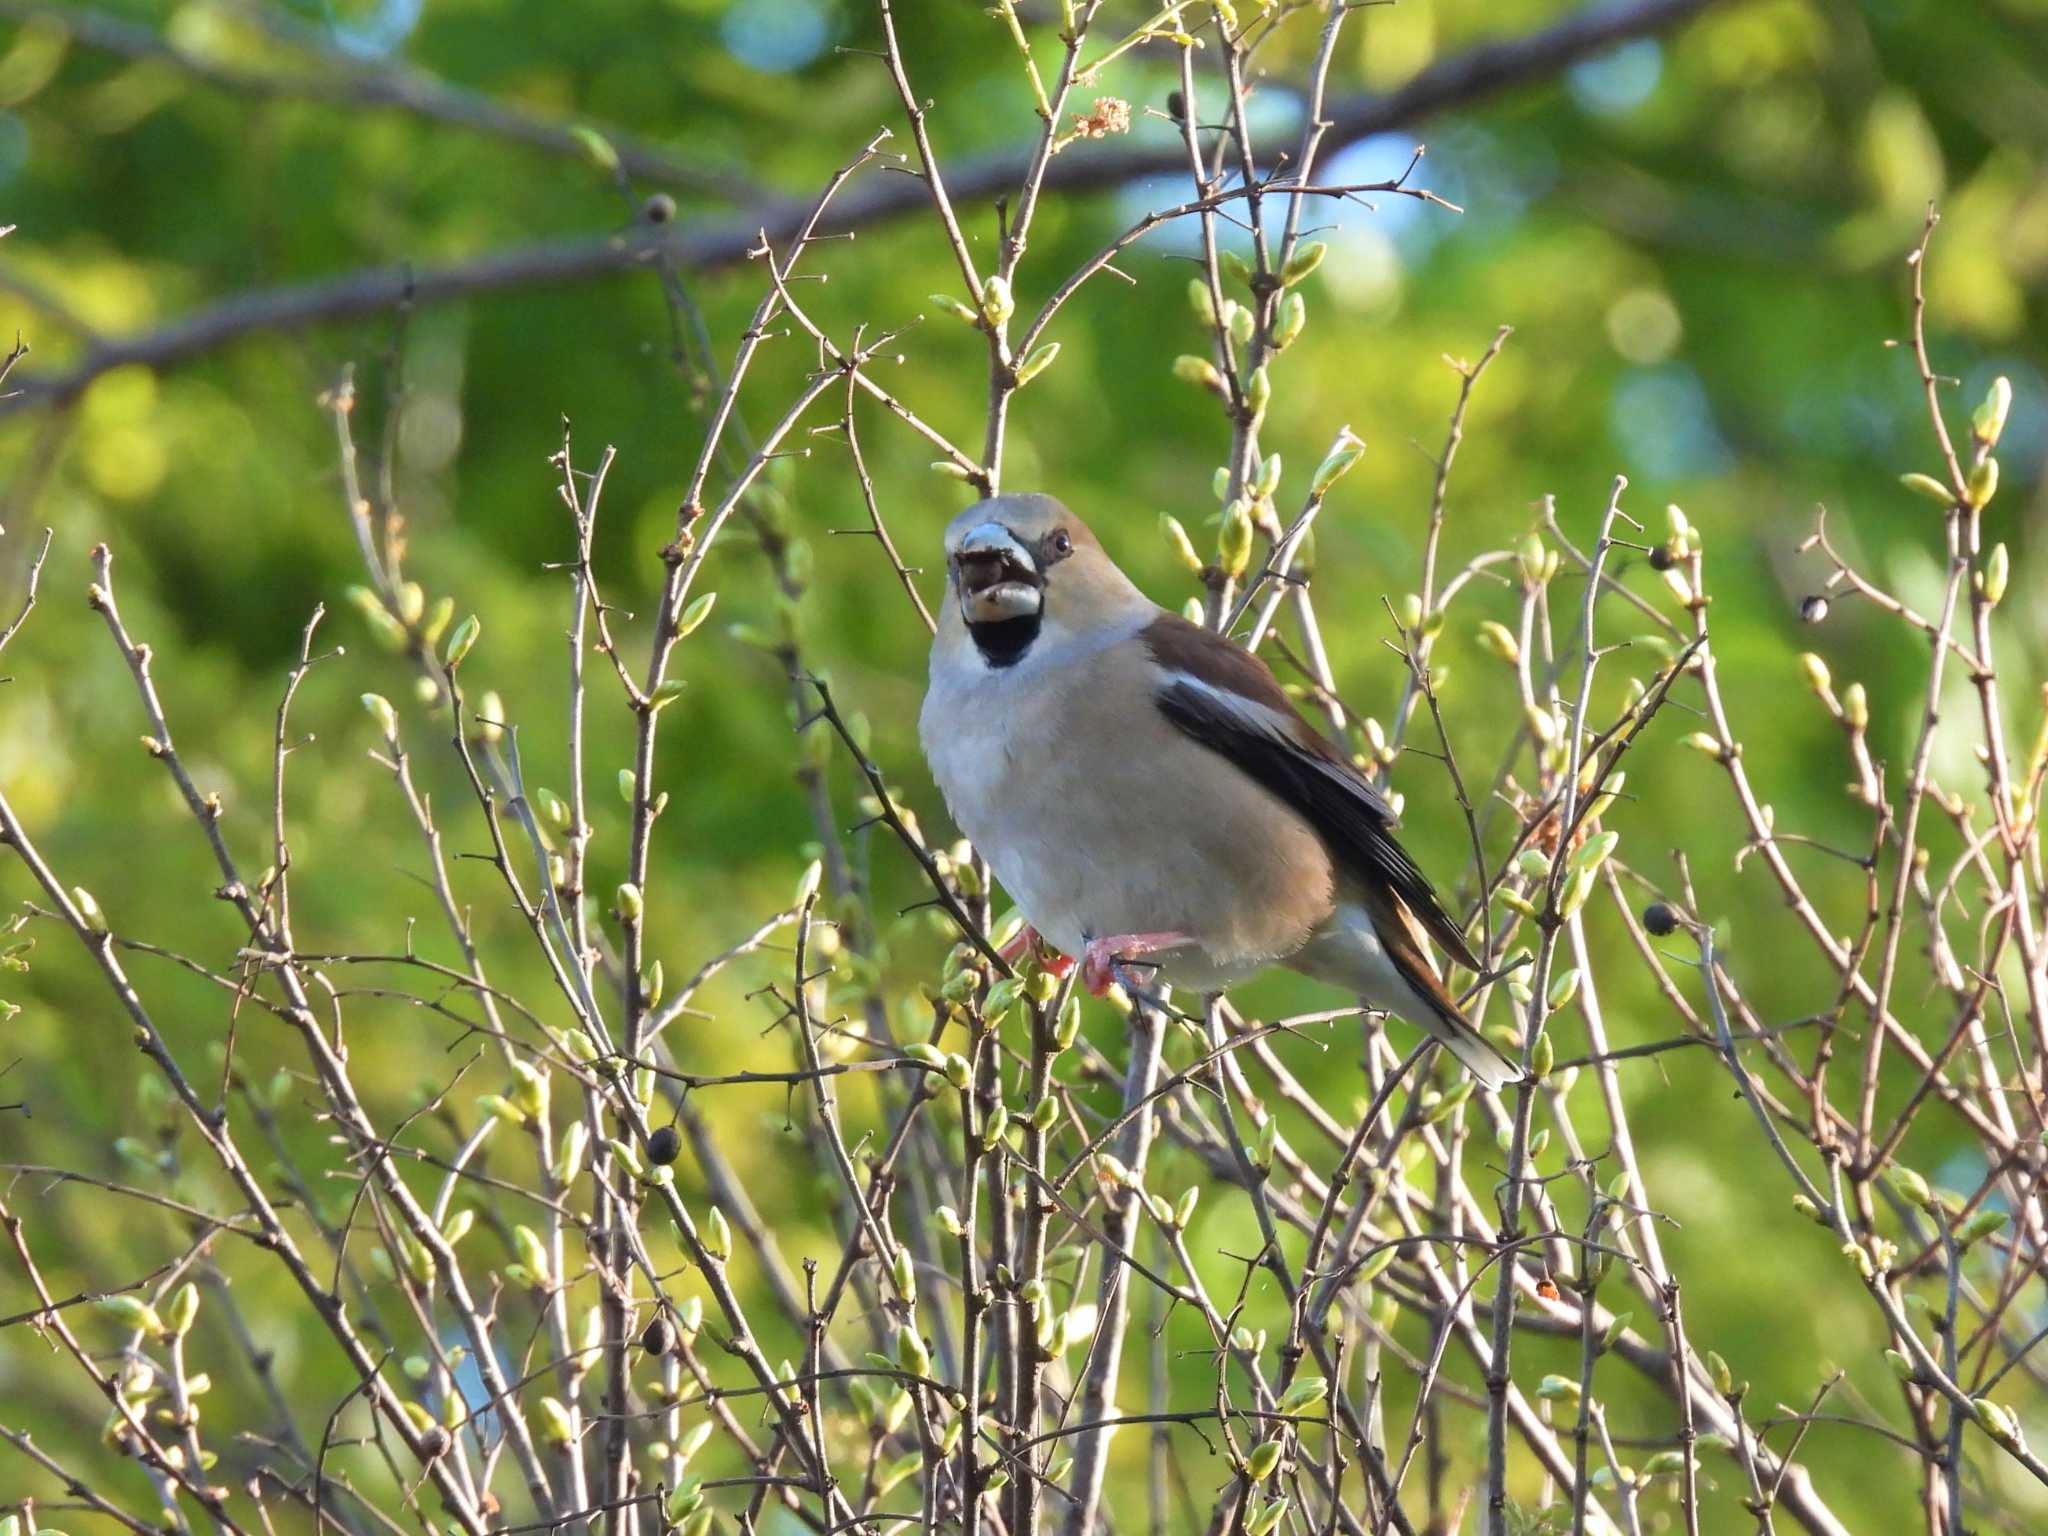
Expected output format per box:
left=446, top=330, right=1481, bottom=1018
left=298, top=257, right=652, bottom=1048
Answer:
left=0, top=0, right=1721, bottom=416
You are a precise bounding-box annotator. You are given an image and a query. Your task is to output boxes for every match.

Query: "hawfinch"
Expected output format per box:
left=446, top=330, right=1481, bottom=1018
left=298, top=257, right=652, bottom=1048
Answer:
left=918, top=493, right=1520, bottom=1091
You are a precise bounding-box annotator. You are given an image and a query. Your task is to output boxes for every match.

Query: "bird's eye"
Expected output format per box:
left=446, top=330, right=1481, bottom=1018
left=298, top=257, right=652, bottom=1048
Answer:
left=1047, top=529, right=1074, bottom=560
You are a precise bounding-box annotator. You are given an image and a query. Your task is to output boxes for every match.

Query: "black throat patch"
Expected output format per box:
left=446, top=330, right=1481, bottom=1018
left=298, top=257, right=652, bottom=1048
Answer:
left=968, top=614, right=1041, bottom=668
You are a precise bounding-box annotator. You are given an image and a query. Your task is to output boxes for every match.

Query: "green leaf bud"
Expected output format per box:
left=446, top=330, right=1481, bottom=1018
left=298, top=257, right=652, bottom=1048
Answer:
left=443, top=614, right=480, bottom=668
left=1159, top=513, right=1203, bottom=573
left=1280, top=240, right=1326, bottom=286
left=1900, top=472, right=1954, bottom=507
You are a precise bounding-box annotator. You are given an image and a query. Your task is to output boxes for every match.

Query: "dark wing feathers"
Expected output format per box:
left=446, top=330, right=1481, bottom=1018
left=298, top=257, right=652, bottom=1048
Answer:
left=1143, top=613, right=1483, bottom=976
left=1356, top=879, right=1466, bottom=1026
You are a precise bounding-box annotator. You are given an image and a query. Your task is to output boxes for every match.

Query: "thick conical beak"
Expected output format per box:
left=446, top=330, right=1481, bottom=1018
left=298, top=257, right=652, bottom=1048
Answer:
left=954, top=523, right=1043, bottom=624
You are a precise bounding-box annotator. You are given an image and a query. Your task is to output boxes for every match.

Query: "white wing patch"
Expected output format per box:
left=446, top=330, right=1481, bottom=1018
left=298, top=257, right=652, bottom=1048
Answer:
left=1150, top=668, right=1299, bottom=741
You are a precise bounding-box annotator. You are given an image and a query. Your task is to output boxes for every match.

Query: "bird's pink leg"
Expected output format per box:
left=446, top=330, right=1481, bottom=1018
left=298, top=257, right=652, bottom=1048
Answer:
left=999, top=925, right=1075, bottom=978
left=1080, top=932, right=1192, bottom=998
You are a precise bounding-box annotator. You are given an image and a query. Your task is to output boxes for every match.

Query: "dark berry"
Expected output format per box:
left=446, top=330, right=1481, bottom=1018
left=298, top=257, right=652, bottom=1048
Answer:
left=1166, top=90, right=1186, bottom=122
left=641, top=1316, right=674, bottom=1357
left=1642, top=902, right=1681, bottom=937
left=648, top=1125, right=681, bottom=1165
left=1647, top=545, right=1675, bottom=571
left=1800, top=594, right=1830, bottom=624
left=644, top=193, right=676, bottom=225
left=418, top=1425, right=451, bottom=1460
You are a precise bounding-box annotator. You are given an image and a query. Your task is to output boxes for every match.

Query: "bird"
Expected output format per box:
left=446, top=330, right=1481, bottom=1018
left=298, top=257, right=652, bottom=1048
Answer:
left=918, top=492, right=1522, bottom=1091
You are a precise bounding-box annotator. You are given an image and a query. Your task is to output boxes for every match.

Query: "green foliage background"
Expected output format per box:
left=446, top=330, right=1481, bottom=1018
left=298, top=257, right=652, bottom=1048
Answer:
left=0, top=0, right=2043, bottom=1529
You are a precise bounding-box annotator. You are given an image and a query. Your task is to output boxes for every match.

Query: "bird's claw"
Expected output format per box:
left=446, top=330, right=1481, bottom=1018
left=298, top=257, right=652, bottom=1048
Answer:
left=1079, top=944, right=1122, bottom=999
left=1079, top=932, right=1189, bottom=1000
left=999, top=924, right=1075, bottom=978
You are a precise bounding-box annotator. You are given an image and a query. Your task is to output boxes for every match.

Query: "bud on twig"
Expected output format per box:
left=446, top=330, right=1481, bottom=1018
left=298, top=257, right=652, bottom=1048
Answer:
left=1972, top=376, right=2012, bottom=449
left=1309, top=429, right=1364, bottom=498
left=1982, top=543, right=2008, bottom=607
left=1882, top=1164, right=1933, bottom=1209
left=98, top=1293, right=165, bottom=1335
left=1054, top=995, right=1081, bottom=1050
left=1966, top=456, right=1998, bottom=509
left=1217, top=500, right=1255, bottom=581
left=536, top=1395, right=575, bottom=1446
left=74, top=886, right=109, bottom=935
left=1244, top=364, right=1271, bottom=416
left=443, top=614, right=480, bottom=667
left=978, top=274, right=1014, bottom=328
left=1841, top=682, right=1868, bottom=732
left=1250, top=1115, right=1277, bottom=1171
left=701, top=1205, right=732, bottom=1262
left=166, top=1280, right=200, bottom=1338
left=1279, top=1375, right=1326, bottom=1413
left=1272, top=291, right=1305, bottom=348
left=1173, top=354, right=1224, bottom=394
left=979, top=1103, right=1009, bottom=1150
left=1956, top=1209, right=2007, bottom=1246
left=1159, top=514, right=1203, bottom=574
left=1899, top=472, right=1953, bottom=508
left=554, top=1121, right=587, bottom=1185
left=675, top=591, right=717, bottom=636
left=1974, top=1397, right=2025, bottom=1451
left=895, top=1322, right=931, bottom=1378
left=1477, top=622, right=1519, bottom=664
left=1280, top=241, right=1326, bottom=286
left=1014, top=341, right=1060, bottom=386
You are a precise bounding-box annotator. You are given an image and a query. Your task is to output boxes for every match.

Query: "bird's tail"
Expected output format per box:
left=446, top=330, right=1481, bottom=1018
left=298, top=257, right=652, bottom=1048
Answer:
left=1428, top=1017, right=1523, bottom=1092
left=1353, top=886, right=1525, bottom=1091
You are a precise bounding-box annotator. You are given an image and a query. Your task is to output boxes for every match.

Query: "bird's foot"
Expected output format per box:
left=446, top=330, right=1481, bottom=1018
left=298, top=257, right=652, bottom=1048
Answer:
left=1080, top=931, right=1191, bottom=999
left=998, top=925, right=1075, bottom=978
left=997, top=924, right=1040, bottom=965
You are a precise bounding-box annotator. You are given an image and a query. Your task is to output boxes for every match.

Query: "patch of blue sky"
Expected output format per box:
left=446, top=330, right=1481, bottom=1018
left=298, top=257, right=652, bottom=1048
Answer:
left=1967, top=355, right=2045, bottom=467
left=439, top=1326, right=506, bottom=1443
left=1568, top=39, right=1663, bottom=119
left=721, top=0, right=834, bottom=75
left=1322, top=133, right=1439, bottom=254
left=1112, top=113, right=1551, bottom=287
left=1611, top=363, right=1734, bottom=481
left=323, top=0, right=423, bottom=60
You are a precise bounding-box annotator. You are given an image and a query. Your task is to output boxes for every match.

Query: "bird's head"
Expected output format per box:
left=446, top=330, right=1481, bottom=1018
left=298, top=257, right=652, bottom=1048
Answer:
left=939, top=494, right=1144, bottom=668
